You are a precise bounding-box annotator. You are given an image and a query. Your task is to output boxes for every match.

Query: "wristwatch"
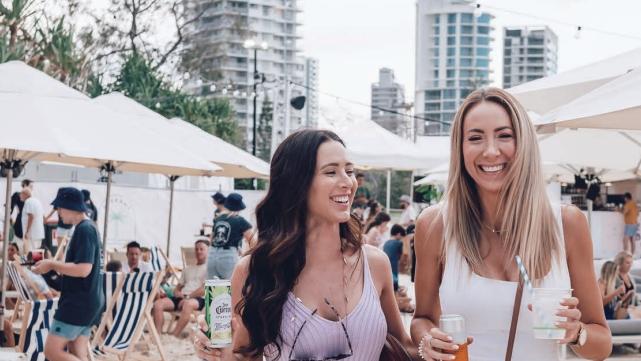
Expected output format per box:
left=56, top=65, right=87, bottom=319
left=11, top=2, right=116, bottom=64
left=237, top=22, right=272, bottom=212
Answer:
left=570, top=323, right=587, bottom=347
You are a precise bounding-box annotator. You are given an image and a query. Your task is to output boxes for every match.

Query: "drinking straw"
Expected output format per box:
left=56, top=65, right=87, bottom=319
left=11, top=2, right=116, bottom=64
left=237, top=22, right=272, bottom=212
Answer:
left=515, top=255, right=554, bottom=338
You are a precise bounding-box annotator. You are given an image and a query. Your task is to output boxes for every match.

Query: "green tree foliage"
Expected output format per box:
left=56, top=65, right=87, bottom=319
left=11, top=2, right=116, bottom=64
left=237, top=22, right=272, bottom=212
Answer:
left=103, top=53, right=239, bottom=144
left=0, top=1, right=239, bottom=145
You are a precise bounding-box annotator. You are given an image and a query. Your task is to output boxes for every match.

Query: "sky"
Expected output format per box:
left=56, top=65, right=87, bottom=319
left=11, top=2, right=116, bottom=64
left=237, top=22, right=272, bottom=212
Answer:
left=299, top=0, right=641, bottom=117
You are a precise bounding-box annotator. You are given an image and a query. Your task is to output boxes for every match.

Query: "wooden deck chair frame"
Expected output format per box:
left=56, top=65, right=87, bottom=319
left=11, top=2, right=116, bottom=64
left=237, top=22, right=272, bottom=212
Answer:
left=91, top=271, right=167, bottom=361
left=6, top=260, right=42, bottom=325
left=180, top=246, right=197, bottom=269
left=149, top=247, right=180, bottom=285
left=52, top=237, right=68, bottom=261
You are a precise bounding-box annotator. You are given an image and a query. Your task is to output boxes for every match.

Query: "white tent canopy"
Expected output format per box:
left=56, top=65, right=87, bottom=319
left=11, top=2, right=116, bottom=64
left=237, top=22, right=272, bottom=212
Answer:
left=508, top=47, right=641, bottom=114
left=94, top=93, right=269, bottom=178
left=536, top=65, right=641, bottom=131
left=333, top=119, right=438, bottom=171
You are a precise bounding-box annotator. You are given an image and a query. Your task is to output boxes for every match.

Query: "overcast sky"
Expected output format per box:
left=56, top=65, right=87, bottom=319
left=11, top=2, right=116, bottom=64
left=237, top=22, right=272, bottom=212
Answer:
left=299, top=0, right=641, bottom=117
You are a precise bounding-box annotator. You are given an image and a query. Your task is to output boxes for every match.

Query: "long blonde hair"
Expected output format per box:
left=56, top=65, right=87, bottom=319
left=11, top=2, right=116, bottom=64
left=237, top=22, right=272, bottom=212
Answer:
left=444, top=87, right=559, bottom=281
left=614, top=251, right=633, bottom=271
left=599, top=261, right=619, bottom=295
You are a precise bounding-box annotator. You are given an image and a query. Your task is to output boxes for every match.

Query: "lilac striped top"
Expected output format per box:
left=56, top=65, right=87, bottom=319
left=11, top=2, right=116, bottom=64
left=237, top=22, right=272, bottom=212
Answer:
left=265, top=248, right=387, bottom=360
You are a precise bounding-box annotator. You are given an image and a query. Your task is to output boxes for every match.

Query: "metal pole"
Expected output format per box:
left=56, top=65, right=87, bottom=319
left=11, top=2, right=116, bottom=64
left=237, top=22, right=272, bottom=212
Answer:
left=252, top=48, right=258, bottom=156
left=0, top=152, right=15, bottom=330
left=409, top=170, right=415, bottom=204
left=166, top=176, right=178, bottom=257
left=284, top=75, right=291, bottom=136
left=102, top=163, right=113, bottom=253
left=386, top=169, right=392, bottom=211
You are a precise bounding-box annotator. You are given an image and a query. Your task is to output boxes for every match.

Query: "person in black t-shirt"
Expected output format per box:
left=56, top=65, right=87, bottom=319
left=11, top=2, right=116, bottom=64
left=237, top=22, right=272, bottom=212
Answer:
left=10, top=179, right=33, bottom=241
left=32, top=187, right=103, bottom=361
left=207, top=193, right=252, bottom=279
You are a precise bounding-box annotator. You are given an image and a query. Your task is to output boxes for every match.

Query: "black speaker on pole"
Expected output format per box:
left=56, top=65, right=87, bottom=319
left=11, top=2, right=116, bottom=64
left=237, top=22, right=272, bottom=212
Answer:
left=290, top=96, right=306, bottom=110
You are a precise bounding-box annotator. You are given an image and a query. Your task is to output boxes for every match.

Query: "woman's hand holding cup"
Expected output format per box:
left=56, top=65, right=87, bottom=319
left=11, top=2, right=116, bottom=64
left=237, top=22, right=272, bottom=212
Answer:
left=420, top=327, right=473, bottom=361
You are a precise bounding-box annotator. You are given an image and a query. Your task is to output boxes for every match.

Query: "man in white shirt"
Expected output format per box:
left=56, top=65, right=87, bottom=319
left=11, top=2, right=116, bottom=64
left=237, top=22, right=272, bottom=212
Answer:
left=152, top=239, right=208, bottom=337
left=398, top=194, right=417, bottom=228
left=20, top=188, right=45, bottom=253
left=121, top=241, right=153, bottom=273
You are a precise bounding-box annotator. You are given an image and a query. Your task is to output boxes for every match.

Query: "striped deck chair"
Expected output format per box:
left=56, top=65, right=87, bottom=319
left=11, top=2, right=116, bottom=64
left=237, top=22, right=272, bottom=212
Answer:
left=102, top=272, right=123, bottom=319
left=91, top=272, right=123, bottom=357
left=149, top=246, right=179, bottom=284
left=92, top=271, right=166, bottom=361
left=19, top=298, right=58, bottom=361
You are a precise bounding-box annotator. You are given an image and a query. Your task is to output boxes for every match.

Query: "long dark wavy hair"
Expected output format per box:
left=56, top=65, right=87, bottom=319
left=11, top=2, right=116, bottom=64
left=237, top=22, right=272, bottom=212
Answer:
left=235, top=129, right=363, bottom=358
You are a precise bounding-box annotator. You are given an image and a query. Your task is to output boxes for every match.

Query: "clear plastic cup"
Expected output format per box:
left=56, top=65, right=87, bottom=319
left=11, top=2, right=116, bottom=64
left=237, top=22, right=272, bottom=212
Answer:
left=531, top=288, right=572, bottom=339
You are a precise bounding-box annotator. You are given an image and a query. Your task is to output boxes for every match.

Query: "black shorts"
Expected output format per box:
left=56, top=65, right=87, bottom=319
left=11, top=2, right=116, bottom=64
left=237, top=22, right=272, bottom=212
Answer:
left=170, top=297, right=205, bottom=311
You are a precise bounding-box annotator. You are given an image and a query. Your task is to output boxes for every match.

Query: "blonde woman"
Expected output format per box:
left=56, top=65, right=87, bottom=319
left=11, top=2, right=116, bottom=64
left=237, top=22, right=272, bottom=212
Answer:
left=614, top=251, right=639, bottom=315
left=598, top=261, right=624, bottom=320
left=411, top=88, right=611, bottom=361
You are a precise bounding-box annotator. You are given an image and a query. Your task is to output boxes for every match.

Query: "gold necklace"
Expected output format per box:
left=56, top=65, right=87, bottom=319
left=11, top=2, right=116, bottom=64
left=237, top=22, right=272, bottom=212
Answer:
left=482, top=222, right=505, bottom=234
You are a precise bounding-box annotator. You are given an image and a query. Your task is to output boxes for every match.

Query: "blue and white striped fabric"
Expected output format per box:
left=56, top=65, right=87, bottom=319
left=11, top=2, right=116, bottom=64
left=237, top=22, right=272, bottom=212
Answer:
left=7, top=262, right=33, bottom=302
left=102, top=272, right=122, bottom=317
left=101, top=272, right=156, bottom=351
left=149, top=247, right=165, bottom=272
left=22, top=298, right=59, bottom=361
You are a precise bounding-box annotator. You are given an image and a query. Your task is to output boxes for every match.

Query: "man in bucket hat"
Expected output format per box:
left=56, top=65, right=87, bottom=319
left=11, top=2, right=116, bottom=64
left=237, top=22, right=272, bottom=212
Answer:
left=33, top=187, right=104, bottom=361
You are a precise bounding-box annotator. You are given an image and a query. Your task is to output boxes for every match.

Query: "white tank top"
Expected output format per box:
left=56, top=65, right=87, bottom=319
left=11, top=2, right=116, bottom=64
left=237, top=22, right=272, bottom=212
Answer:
left=439, top=204, right=571, bottom=361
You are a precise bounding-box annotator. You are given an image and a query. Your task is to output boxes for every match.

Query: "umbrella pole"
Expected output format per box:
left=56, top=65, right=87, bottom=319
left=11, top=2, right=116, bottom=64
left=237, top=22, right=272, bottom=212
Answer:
left=102, top=163, right=114, bottom=254
left=0, top=153, right=15, bottom=331
left=386, top=169, right=391, bottom=211
left=409, top=170, right=415, bottom=204
left=166, top=176, right=179, bottom=258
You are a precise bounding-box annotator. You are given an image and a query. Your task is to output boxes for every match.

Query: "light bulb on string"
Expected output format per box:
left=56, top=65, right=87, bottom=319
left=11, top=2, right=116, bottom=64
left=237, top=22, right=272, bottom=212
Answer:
left=474, top=3, right=482, bottom=18
left=222, top=88, right=228, bottom=95
left=209, top=84, right=217, bottom=92
left=574, top=26, right=582, bottom=39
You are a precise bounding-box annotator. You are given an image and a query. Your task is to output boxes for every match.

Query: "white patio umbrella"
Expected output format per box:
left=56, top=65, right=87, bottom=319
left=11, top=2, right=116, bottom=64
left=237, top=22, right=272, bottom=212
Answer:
left=93, top=93, right=269, bottom=255
left=538, top=128, right=641, bottom=178
left=167, top=117, right=270, bottom=178
left=508, top=47, right=641, bottom=114
left=0, top=61, right=219, bottom=329
left=536, top=65, right=641, bottom=131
